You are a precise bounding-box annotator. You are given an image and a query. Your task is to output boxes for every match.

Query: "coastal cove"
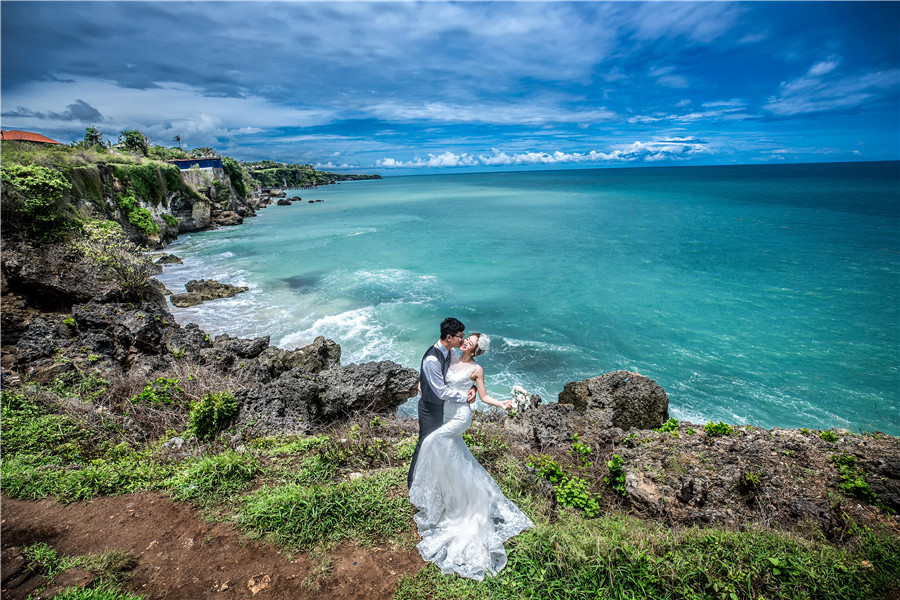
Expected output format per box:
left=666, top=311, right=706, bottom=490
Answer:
left=155, top=161, right=900, bottom=437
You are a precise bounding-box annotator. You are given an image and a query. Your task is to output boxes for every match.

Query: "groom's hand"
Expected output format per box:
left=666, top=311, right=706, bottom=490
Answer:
left=467, top=386, right=477, bottom=403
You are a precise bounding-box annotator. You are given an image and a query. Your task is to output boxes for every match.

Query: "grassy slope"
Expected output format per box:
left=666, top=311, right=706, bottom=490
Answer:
left=2, top=386, right=898, bottom=600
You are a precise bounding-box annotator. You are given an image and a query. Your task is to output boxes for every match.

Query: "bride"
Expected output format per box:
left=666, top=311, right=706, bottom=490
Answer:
left=409, top=332, right=534, bottom=580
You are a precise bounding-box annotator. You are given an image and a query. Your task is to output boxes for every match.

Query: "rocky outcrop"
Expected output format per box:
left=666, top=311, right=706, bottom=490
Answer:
left=154, top=254, right=183, bottom=265
left=232, top=360, right=418, bottom=438
left=170, top=279, right=249, bottom=307
left=558, top=370, right=669, bottom=431
left=256, top=336, right=341, bottom=378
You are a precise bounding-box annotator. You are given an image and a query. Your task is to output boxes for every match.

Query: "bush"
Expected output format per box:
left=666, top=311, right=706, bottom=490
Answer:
left=130, top=377, right=183, bottom=406
left=187, top=392, right=237, bottom=442
left=116, top=193, right=158, bottom=236
left=605, top=454, right=627, bottom=496
left=704, top=421, right=735, bottom=437
left=75, top=220, right=157, bottom=299
left=0, top=162, right=77, bottom=239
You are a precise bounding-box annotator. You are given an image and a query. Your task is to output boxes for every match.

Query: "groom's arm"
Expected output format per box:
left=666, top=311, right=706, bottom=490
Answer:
left=422, top=356, right=468, bottom=403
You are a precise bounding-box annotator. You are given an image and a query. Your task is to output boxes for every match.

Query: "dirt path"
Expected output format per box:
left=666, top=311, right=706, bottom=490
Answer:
left=1, top=492, right=424, bottom=600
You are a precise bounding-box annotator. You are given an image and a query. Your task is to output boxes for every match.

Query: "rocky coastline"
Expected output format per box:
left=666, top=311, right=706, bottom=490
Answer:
left=2, top=150, right=899, bottom=600
left=3, top=192, right=898, bottom=537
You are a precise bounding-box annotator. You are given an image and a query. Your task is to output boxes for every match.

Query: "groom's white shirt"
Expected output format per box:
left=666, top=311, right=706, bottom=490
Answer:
left=423, top=342, right=468, bottom=403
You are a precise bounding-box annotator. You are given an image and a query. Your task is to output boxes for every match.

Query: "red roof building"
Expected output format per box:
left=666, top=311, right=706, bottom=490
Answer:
left=1, top=129, right=62, bottom=144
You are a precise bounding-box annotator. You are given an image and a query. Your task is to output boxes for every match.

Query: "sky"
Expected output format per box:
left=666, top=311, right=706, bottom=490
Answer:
left=2, top=1, right=898, bottom=175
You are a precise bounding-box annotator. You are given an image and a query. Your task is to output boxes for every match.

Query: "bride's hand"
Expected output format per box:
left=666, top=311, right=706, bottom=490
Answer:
left=500, top=400, right=513, bottom=410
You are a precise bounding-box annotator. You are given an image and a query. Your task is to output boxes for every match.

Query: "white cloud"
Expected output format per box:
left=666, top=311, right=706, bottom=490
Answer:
left=1, top=76, right=335, bottom=148
left=367, top=101, right=617, bottom=126
left=764, top=59, right=899, bottom=117
left=376, top=137, right=715, bottom=169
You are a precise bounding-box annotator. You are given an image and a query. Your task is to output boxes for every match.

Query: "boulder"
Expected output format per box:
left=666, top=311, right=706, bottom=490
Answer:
left=276, top=198, right=292, bottom=206
left=154, top=254, right=183, bottom=265
left=558, top=370, right=669, bottom=431
left=233, top=372, right=321, bottom=438
left=212, top=333, right=270, bottom=358
left=257, top=336, right=341, bottom=378
left=213, top=211, right=243, bottom=226
left=170, top=279, right=249, bottom=307
left=169, top=292, right=204, bottom=307
left=315, top=361, right=419, bottom=419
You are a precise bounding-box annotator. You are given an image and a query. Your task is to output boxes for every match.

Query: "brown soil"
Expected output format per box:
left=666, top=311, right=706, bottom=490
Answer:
left=1, top=492, right=424, bottom=600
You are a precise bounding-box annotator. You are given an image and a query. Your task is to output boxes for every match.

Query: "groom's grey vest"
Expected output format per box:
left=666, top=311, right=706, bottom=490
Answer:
left=420, top=345, right=450, bottom=404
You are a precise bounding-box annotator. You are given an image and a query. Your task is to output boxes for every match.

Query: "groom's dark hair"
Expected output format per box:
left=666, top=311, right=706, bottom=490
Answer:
left=440, top=317, right=465, bottom=340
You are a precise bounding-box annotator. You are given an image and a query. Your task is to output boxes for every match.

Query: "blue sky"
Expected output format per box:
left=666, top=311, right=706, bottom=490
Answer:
left=2, top=1, right=898, bottom=174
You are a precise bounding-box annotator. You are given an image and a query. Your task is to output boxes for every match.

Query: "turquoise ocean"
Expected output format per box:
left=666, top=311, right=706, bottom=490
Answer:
left=155, top=162, right=900, bottom=435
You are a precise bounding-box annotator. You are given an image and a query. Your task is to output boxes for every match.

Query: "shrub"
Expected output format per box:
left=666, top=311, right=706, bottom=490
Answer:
left=161, top=214, right=179, bottom=227
left=187, top=392, right=237, bottom=442
left=820, top=430, right=839, bottom=443
left=130, top=377, right=183, bottom=405
left=76, top=219, right=157, bottom=299
left=116, top=193, right=158, bottom=235
left=554, top=476, right=600, bottom=517
left=704, top=421, right=735, bottom=437
left=832, top=453, right=877, bottom=503
left=0, top=162, right=77, bottom=239
left=656, top=417, right=679, bottom=433
left=605, top=454, right=627, bottom=496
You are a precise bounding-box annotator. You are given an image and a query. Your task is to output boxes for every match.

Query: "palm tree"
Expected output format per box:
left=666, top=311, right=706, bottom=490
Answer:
left=173, top=135, right=182, bottom=150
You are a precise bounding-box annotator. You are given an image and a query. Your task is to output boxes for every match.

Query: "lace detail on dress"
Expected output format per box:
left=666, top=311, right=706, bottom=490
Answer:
left=409, top=353, right=534, bottom=580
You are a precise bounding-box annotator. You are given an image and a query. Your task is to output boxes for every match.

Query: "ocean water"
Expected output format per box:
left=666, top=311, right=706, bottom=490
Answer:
left=155, top=162, right=900, bottom=435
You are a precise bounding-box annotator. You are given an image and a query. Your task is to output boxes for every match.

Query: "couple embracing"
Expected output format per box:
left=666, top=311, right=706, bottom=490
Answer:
left=407, top=317, right=533, bottom=581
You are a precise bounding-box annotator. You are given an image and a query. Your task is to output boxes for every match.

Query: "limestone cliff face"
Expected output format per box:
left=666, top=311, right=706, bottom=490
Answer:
left=66, top=160, right=252, bottom=249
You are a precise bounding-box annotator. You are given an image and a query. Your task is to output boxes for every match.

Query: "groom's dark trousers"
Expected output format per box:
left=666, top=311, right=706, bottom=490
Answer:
left=407, top=344, right=450, bottom=488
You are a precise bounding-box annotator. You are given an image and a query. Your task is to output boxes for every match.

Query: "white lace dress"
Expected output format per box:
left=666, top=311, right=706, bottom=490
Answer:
left=409, top=354, right=534, bottom=580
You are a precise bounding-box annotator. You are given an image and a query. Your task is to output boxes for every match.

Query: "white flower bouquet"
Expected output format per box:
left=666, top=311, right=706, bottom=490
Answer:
left=510, top=385, right=530, bottom=413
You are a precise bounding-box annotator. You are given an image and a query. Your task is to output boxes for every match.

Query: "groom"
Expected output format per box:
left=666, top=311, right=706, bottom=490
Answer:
left=407, top=317, right=477, bottom=488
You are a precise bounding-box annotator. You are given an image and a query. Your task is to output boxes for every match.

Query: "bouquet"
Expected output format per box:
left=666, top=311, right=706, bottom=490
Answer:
left=510, top=385, right=530, bottom=413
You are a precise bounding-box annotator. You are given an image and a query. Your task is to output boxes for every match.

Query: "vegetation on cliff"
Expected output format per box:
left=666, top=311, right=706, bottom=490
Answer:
left=243, top=160, right=381, bottom=189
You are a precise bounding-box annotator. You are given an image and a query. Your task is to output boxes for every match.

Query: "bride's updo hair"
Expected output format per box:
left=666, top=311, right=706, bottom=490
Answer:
left=471, top=332, right=490, bottom=356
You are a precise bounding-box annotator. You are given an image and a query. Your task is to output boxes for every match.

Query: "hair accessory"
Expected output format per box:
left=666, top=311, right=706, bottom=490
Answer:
left=476, top=334, right=490, bottom=355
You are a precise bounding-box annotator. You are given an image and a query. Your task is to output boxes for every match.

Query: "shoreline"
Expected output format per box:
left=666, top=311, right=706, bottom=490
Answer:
left=153, top=181, right=899, bottom=437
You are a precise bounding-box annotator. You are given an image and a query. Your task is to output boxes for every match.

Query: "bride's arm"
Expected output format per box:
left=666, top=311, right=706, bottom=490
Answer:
left=472, top=367, right=513, bottom=410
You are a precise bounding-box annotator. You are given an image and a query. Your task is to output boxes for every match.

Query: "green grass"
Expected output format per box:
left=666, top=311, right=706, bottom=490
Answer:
left=240, top=468, right=413, bottom=551
left=166, top=450, right=260, bottom=503
left=3, top=387, right=899, bottom=600
left=18, top=542, right=143, bottom=600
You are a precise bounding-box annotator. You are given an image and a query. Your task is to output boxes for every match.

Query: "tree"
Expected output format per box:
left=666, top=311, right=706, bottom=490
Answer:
left=173, top=135, right=182, bottom=149
left=84, top=127, right=104, bottom=148
left=118, top=130, right=149, bottom=155
left=190, top=146, right=217, bottom=158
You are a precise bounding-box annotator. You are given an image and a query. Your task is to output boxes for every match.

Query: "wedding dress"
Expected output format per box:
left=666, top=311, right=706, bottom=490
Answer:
left=409, top=353, right=534, bottom=580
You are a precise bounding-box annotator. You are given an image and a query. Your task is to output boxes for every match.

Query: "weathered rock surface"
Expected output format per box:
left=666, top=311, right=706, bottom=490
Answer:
left=170, top=279, right=249, bottom=307
left=558, top=370, right=669, bottom=431
left=232, top=360, right=418, bottom=438
left=276, top=198, right=291, bottom=206
left=154, top=254, right=184, bottom=265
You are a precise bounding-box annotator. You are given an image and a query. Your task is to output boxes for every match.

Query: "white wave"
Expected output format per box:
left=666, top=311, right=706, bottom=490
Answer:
left=279, top=306, right=378, bottom=350
left=346, top=228, right=378, bottom=237
left=500, top=337, right=573, bottom=353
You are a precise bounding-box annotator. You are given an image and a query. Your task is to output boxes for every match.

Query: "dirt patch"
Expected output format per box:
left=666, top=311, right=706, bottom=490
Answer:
left=1, top=492, right=424, bottom=600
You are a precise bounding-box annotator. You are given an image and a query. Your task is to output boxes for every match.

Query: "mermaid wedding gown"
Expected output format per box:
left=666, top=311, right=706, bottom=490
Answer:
left=409, top=354, right=534, bottom=580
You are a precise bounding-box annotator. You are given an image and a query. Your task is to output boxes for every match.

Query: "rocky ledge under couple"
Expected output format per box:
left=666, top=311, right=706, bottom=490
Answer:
left=407, top=317, right=533, bottom=581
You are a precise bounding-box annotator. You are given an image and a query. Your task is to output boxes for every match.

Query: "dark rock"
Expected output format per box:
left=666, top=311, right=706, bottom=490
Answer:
left=184, top=279, right=249, bottom=300
left=277, top=198, right=292, bottom=206
left=558, top=370, right=669, bottom=431
left=1, top=239, right=112, bottom=308
left=169, top=292, right=204, bottom=307
left=155, top=254, right=184, bottom=265
left=213, top=211, right=243, bottom=226
left=257, top=336, right=341, bottom=378
left=315, top=361, right=419, bottom=419
left=233, top=373, right=321, bottom=438
left=212, top=334, right=271, bottom=358
left=507, top=402, right=578, bottom=448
